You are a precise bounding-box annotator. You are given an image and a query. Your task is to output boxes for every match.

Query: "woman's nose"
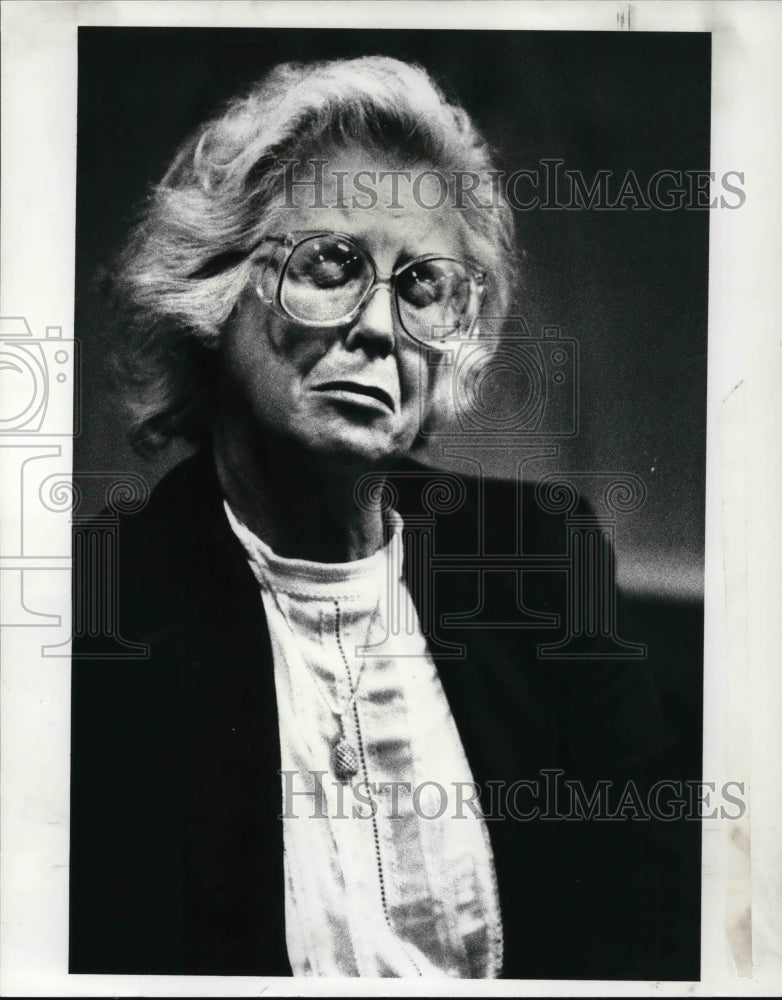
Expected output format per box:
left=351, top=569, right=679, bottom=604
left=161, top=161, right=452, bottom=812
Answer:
left=343, top=284, right=396, bottom=356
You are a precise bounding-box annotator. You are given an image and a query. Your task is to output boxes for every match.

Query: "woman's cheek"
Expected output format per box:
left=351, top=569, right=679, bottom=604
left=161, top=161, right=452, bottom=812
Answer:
left=415, top=359, right=454, bottom=433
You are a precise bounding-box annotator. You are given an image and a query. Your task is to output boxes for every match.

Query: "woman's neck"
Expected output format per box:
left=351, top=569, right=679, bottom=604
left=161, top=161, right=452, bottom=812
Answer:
left=212, top=423, right=388, bottom=563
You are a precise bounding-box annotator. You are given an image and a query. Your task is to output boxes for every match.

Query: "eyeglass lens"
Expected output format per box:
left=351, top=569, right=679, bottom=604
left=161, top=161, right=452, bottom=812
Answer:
left=279, top=234, right=474, bottom=341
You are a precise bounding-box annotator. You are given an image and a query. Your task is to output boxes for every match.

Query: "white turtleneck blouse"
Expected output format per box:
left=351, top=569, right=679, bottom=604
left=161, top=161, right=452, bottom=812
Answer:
left=224, top=501, right=502, bottom=978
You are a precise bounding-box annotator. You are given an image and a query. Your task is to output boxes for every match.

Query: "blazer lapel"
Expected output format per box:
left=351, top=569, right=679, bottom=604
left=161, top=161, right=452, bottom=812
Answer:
left=173, top=451, right=292, bottom=974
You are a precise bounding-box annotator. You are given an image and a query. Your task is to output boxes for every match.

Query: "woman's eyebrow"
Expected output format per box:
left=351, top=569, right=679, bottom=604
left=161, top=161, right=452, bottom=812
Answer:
left=392, top=248, right=417, bottom=269
left=353, top=223, right=451, bottom=263
left=326, top=228, right=419, bottom=269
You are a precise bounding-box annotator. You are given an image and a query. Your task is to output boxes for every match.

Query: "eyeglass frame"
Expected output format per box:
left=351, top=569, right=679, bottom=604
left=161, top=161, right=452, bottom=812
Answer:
left=250, top=230, right=488, bottom=348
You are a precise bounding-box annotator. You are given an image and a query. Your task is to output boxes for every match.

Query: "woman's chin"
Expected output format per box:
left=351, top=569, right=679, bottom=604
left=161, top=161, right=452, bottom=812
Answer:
left=296, top=426, right=415, bottom=468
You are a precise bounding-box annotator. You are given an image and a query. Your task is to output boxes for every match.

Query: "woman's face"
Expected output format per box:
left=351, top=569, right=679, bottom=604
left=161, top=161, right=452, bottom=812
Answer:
left=218, top=148, right=471, bottom=466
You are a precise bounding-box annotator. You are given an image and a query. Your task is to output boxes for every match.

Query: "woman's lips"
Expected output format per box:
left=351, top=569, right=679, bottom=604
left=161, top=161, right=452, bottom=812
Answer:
left=313, top=380, right=396, bottom=413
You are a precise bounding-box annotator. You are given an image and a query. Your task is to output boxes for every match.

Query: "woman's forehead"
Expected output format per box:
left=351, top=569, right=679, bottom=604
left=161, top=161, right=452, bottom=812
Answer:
left=265, top=148, right=473, bottom=258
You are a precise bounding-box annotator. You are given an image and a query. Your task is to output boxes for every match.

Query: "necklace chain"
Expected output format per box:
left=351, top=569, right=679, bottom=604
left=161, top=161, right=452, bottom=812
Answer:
left=323, top=598, right=380, bottom=726
left=254, top=567, right=381, bottom=781
left=263, top=587, right=380, bottom=719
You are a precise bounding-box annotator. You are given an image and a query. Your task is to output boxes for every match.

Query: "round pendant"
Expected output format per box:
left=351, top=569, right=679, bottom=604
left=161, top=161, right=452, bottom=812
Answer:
left=332, top=738, right=360, bottom=782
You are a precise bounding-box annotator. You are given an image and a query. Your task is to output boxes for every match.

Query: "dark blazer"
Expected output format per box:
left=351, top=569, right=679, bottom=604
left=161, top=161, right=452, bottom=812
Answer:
left=70, top=449, right=700, bottom=980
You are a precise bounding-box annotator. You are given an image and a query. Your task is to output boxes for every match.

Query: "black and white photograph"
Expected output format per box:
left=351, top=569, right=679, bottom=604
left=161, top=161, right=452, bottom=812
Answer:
left=1, top=2, right=781, bottom=997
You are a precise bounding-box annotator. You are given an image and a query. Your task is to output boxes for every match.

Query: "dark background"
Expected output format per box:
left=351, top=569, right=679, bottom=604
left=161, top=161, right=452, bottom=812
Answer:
left=75, top=28, right=710, bottom=600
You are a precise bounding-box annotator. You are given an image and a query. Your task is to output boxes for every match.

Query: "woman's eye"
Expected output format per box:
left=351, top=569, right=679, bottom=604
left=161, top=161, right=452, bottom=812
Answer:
left=399, top=266, right=446, bottom=307
left=290, top=246, right=364, bottom=288
left=313, top=257, right=354, bottom=286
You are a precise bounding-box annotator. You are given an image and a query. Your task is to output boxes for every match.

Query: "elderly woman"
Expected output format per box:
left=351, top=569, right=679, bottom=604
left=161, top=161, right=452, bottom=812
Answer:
left=70, top=56, right=685, bottom=980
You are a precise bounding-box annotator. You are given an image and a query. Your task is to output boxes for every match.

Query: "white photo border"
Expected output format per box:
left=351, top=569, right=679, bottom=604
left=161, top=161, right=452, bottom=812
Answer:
left=1, top=1, right=781, bottom=996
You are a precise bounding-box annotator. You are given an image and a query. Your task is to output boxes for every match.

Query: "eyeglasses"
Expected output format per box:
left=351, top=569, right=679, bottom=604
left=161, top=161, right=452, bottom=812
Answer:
left=252, top=231, right=487, bottom=348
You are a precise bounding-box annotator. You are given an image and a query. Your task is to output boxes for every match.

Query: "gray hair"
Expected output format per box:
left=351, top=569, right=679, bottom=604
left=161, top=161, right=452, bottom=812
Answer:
left=109, top=56, right=517, bottom=455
